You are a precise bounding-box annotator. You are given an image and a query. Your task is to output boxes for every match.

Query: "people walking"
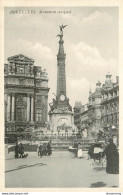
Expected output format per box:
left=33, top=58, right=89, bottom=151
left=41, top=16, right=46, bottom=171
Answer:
left=104, top=138, right=119, bottom=174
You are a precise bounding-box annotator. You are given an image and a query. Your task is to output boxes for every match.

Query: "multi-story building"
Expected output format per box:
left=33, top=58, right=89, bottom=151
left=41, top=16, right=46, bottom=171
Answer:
left=101, top=73, right=119, bottom=138
left=73, top=72, right=119, bottom=139
left=4, top=54, right=49, bottom=140
left=88, top=81, right=102, bottom=132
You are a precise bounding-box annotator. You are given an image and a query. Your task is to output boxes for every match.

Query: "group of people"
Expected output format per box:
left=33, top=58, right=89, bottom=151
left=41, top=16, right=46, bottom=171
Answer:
left=74, top=138, right=119, bottom=174
left=88, top=138, right=119, bottom=174
left=38, top=142, right=52, bottom=157
left=15, top=142, right=52, bottom=159
left=15, top=138, right=119, bottom=174
left=15, top=142, right=25, bottom=158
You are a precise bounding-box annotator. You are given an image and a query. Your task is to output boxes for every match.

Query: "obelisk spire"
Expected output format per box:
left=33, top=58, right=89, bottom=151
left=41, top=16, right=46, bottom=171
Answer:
left=56, top=25, right=67, bottom=97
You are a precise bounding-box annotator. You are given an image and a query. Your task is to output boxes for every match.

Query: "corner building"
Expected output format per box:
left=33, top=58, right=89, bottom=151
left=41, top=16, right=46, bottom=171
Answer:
left=4, top=54, right=49, bottom=139
left=74, top=73, right=119, bottom=140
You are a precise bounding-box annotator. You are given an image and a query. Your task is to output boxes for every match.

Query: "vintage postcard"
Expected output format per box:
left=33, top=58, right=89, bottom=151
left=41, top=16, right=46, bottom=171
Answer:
left=0, top=0, right=123, bottom=192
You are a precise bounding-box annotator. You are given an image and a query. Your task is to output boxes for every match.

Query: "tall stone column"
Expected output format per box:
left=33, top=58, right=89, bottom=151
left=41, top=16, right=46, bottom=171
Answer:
left=31, top=95, right=34, bottom=122
left=27, top=94, right=30, bottom=121
left=7, top=93, right=11, bottom=121
left=12, top=93, right=15, bottom=121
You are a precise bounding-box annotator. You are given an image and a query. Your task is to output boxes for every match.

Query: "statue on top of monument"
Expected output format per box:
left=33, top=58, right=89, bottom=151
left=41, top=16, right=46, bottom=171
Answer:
left=57, top=24, right=68, bottom=38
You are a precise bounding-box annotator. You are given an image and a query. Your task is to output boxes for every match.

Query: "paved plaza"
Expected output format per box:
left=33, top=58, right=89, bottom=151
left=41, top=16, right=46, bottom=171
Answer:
left=5, top=151, right=119, bottom=188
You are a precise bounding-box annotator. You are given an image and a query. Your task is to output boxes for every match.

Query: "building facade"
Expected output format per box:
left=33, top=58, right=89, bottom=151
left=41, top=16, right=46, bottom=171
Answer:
left=4, top=54, right=49, bottom=140
left=101, top=73, right=119, bottom=138
left=74, top=73, right=119, bottom=139
left=80, top=104, right=88, bottom=131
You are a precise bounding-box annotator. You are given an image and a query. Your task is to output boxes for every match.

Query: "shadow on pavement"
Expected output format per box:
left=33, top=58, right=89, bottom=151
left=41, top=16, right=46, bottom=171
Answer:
left=5, top=163, right=47, bottom=173
left=90, top=182, right=107, bottom=188
left=5, top=158, right=15, bottom=160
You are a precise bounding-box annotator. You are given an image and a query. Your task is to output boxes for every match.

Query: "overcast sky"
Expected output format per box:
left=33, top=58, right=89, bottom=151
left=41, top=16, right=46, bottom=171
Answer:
left=4, top=7, right=119, bottom=109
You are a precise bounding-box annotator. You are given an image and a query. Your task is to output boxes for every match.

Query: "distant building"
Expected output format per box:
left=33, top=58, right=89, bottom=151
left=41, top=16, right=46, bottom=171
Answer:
left=4, top=54, right=49, bottom=140
left=73, top=102, right=82, bottom=131
left=88, top=81, right=102, bottom=133
left=73, top=72, right=119, bottom=139
left=80, top=104, right=88, bottom=131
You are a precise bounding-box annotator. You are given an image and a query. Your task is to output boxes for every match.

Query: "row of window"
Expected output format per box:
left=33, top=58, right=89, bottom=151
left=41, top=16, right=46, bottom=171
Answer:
left=7, top=108, right=43, bottom=122
left=101, top=104, right=118, bottom=114
left=101, top=115, right=118, bottom=123
left=102, top=90, right=118, bottom=100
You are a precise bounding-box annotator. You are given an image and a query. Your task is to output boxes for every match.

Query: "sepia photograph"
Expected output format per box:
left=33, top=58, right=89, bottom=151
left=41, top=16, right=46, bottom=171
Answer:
left=4, top=5, right=120, bottom=189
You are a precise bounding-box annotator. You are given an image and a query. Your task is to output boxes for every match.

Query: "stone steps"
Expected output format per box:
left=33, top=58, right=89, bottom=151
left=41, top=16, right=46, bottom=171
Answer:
left=7, top=139, right=96, bottom=153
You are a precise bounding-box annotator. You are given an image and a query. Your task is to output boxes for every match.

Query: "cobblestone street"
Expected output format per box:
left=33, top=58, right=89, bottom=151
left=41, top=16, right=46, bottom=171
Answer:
left=5, top=151, right=119, bottom=188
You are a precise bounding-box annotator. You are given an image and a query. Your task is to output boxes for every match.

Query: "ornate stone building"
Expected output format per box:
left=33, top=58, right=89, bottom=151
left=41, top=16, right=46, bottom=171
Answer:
left=101, top=73, right=119, bottom=137
left=88, top=81, right=102, bottom=133
left=73, top=73, right=119, bottom=139
left=4, top=54, right=49, bottom=139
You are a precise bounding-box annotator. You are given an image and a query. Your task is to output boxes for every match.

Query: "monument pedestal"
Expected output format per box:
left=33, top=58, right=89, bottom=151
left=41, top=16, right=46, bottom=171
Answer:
left=49, top=108, right=76, bottom=137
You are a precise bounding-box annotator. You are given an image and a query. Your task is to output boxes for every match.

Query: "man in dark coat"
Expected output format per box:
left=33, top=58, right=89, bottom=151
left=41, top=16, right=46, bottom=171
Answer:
left=39, top=143, right=43, bottom=157
left=104, top=138, right=119, bottom=174
left=87, top=144, right=94, bottom=160
left=47, top=142, right=52, bottom=155
left=19, top=143, right=24, bottom=158
left=15, top=142, right=19, bottom=158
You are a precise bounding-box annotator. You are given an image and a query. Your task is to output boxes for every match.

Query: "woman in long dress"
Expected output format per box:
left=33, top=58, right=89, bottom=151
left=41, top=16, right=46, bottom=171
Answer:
left=77, top=143, right=83, bottom=158
left=104, top=138, right=119, bottom=174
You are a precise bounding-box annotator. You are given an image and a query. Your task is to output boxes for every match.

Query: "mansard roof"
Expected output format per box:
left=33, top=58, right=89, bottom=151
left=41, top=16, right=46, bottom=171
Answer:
left=7, top=54, right=34, bottom=62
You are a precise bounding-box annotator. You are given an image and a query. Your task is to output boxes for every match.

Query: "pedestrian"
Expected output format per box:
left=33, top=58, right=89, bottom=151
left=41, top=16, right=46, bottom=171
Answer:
left=47, top=142, right=52, bottom=155
left=19, top=143, right=24, bottom=158
left=77, top=142, right=83, bottom=158
left=15, top=142, right=19, bottom=158
left=43, top=144, right=47, bottom=156
left=104, top=138, right=119, bottom=174
left=39, top=143, right=43, bottom=157
left=87, top=144, right=94, bottom=160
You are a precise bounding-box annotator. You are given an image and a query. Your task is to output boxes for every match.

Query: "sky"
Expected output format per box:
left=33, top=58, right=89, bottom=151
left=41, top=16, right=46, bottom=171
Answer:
left=4, top=7, right=119, bottom=109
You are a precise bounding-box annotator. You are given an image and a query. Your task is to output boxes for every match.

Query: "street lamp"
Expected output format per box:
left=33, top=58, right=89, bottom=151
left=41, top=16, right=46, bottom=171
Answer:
left=112, top=125, right=116, bottom=129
